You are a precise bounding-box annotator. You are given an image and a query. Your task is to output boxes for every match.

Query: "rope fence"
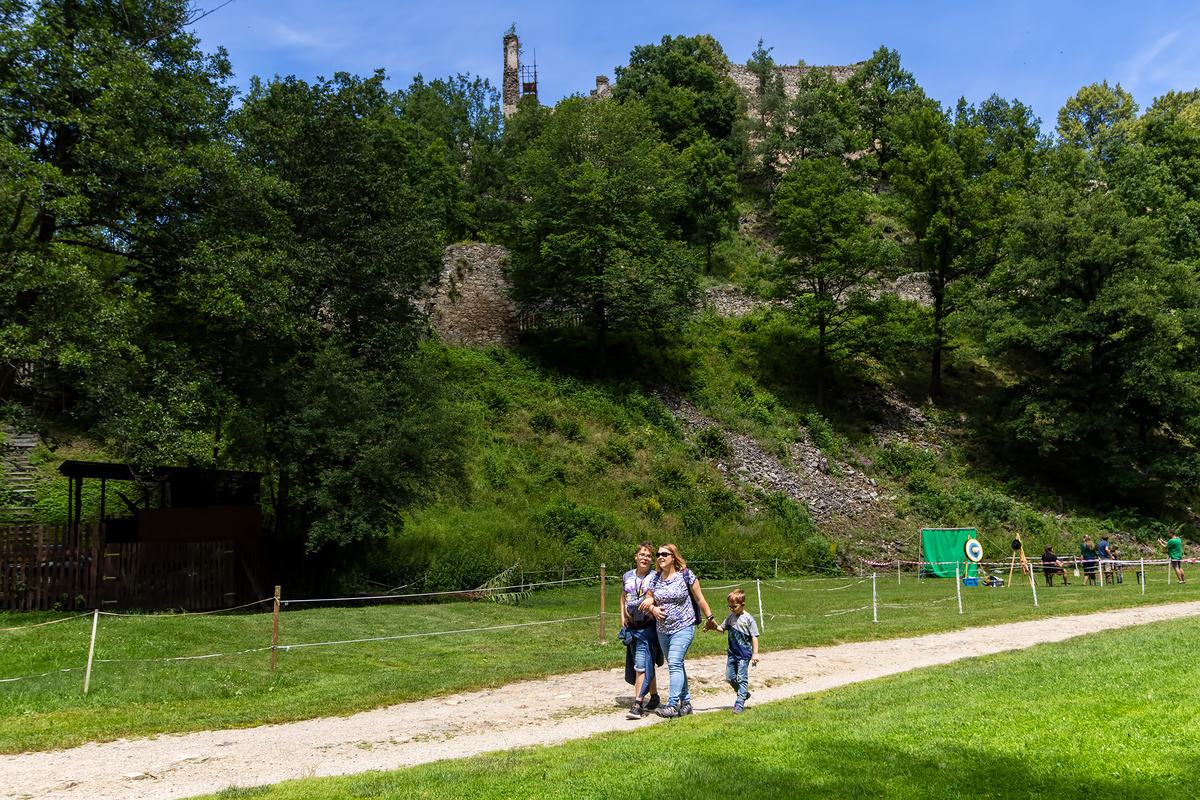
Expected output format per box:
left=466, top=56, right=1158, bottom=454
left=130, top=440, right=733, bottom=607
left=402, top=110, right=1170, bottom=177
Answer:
left=2, top=555, right=1195, bottom=694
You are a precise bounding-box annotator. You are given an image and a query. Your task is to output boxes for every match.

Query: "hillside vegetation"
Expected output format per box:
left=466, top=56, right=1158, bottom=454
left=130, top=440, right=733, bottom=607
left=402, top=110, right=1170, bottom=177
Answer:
left=3, top=8, right=1199, bottom=591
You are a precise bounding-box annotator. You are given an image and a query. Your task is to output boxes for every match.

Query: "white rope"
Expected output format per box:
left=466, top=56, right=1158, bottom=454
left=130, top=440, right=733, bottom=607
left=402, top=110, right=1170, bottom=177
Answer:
left=98, top=598, right=272, bottom=618
left=281, top=576, right=599, bottom=605
left=824, top=605, right=873, bottom=616
left=96, top=646, right=274, bottom=664
left=0, top=613, right=92, bottom=632
left=0, top=667, right=83, bottom=683
left=277, top=615, right=598, bottom=650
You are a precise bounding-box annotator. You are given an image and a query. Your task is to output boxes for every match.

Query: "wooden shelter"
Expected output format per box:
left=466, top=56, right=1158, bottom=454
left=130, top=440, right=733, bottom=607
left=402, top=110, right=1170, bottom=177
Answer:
left=0, top=462, right=268, bottom=611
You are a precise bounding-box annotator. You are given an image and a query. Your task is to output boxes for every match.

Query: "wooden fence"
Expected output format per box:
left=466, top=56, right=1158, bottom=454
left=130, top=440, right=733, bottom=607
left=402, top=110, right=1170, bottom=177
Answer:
left=0, top=524, right=263, bottom=612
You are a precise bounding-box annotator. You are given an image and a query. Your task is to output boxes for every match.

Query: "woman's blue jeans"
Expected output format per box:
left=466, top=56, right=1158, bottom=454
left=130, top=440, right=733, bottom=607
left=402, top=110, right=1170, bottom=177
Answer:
left=656, top=625, right=695, bottom=708
left=630, top=625, right=656, bottom=696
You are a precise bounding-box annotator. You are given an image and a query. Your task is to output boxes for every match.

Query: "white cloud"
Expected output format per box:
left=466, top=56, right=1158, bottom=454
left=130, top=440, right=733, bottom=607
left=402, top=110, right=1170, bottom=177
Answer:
left=268, top=23, right=339, bottom=51
left=1122, top=17, right=1200, bottom=100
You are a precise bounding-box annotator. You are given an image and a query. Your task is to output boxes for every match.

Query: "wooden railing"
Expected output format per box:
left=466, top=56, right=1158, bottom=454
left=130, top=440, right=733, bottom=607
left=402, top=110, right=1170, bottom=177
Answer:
left=1, top=524, right=262, bottom=612
left=0, top=524, right=100, bottom=612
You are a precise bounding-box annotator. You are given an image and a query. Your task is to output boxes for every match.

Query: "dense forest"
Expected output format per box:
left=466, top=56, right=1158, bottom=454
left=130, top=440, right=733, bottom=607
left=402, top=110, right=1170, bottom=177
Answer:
left=4, top=1, right=1200, bottom=591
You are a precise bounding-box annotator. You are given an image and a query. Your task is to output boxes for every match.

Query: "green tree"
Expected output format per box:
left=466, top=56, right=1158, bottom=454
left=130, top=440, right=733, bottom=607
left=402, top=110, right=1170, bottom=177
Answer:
left=975, top=173, right=1200, bottom=499
left=742, top=39, right=789, bottom=186
left=774, top=157, right=900, bottom=410
left=680, top=136, right=738, bottom=272
left=890, top=100, right=1017, bottom=398
left=611, top=34, right=743, bottom=154
left=0, top=0, right=235, bottom=459
left=509, top=97, right=697, bottom=366
left=394, top=73, right=505, bottom=238
left=845, top=46, right=923, bottom=177
left=784, top=66, right=861, bottom=163
left=1057, top=80, right=1138, bottom=163
left=196, top=72, right=468, bottom=550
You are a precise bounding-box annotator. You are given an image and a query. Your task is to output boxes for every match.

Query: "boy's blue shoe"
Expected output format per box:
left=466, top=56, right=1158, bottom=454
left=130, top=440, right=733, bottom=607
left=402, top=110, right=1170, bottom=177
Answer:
left=733, top=703, right=744, bottom=714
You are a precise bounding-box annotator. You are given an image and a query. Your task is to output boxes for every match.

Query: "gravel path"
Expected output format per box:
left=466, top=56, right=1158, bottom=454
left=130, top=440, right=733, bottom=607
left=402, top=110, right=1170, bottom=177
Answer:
left=5, top=601, right=1199, bottom=800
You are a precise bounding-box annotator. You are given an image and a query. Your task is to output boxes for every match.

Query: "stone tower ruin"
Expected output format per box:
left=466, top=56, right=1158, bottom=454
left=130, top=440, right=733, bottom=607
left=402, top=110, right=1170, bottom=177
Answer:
left=502, top=32, right=537, bottom=118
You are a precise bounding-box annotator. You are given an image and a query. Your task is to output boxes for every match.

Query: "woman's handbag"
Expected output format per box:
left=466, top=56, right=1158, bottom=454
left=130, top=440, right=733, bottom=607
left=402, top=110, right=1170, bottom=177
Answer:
left=687, top=571, right=703, bottom=626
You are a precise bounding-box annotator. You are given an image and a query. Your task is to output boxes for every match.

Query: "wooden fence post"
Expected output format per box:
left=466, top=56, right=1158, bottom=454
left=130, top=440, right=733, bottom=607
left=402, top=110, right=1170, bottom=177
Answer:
left=270, top=585, right=281, bottom=673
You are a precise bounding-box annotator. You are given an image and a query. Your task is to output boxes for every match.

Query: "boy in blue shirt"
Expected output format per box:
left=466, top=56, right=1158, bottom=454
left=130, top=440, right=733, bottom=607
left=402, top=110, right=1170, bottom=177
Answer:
left=711, top=589, right=760, bottom=714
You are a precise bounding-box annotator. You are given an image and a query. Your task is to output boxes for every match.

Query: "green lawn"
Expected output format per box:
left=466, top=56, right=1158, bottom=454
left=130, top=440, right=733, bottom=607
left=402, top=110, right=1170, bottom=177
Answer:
left=2, top=569, right=1195, bottom=753
left=195, top=615, right=1200, bottom=800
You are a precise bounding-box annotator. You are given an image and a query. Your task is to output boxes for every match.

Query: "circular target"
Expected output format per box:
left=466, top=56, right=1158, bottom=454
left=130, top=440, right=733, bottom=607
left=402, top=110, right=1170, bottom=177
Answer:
left=965, top=538, right=984, bottom=563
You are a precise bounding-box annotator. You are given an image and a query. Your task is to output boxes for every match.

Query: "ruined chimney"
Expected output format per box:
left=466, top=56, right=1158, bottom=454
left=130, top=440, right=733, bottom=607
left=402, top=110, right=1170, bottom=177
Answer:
left=592, top=75, right=611, bottom=99
left=503, top=33, right=519, bottom=118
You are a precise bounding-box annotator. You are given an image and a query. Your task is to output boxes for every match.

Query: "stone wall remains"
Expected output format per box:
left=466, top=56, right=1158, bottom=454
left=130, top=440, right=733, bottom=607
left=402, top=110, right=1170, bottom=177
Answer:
left=727, top=62, right=864, bottom=99
left=424, top=243, right=519, bottom=347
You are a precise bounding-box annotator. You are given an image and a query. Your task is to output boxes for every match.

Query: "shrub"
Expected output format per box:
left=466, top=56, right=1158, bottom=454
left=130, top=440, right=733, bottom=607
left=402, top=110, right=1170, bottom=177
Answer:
left=694, top=426, right=732, bottom=459
left=425, top=538, right=502, bottom=592
left=599, top=439, right=635, bottom=466
left=875, top=442, right=938, bottom=477
left=707, top=486, right=744, bottom=521
left=805, top=412, right=847, bottom=458
left=652, top=460, right=691, bottom=490
left=641, top=495, right=663, bottom=522
left=624, top=392, right=681, bottom=437
left=529, top=410, right=557, bottom=435
left=558, top=418, right=586, bottom=443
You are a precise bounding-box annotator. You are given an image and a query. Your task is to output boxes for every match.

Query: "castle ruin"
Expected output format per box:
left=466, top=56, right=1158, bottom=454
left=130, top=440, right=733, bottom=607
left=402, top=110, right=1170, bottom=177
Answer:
left=502, top=29, right=862, bottom=118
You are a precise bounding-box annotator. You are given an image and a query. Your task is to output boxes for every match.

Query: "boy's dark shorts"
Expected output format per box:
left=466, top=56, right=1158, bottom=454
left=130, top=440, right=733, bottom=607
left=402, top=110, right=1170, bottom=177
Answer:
left=1171, top=559, right=1183, bottom=569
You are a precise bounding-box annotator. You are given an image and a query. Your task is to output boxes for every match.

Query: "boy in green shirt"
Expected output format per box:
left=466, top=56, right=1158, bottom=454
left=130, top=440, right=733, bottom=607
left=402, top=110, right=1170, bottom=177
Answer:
left=1158, top=531, right=1186, bottom=584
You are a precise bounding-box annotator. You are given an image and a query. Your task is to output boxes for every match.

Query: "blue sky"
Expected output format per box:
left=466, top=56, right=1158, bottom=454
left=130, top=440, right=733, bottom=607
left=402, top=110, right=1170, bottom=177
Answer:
left=191, top=0, right=1200, bottom=134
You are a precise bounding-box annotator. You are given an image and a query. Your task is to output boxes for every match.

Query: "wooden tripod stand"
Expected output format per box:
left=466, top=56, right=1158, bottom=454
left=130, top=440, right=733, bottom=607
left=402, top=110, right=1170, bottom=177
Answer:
left=1007, top=534, right=1032, bottom=586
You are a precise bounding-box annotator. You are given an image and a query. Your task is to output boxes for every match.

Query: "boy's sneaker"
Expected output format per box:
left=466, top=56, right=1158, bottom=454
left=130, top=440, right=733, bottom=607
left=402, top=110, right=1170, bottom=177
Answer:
left=645, top=694, right=661, bottom=711
left=626, top=701, right=644, bottom=720
left=680, top=702, right=693, bottom=716
left=733, top=703, right=744, bottom=714
left=655, top=704, right=680, bottom=718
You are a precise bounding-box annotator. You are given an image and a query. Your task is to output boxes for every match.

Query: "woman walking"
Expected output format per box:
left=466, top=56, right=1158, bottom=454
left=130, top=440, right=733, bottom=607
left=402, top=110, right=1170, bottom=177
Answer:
left=639, top=543, right=717, bottom=718
left=621, top=542, right=661, bottom=719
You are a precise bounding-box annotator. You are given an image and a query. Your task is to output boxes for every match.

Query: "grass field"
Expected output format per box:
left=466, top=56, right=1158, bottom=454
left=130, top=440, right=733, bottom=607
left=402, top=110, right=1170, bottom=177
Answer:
left=190, top=614, right=1200, bottom=800
left=2, top=567, right=1195, bottom=753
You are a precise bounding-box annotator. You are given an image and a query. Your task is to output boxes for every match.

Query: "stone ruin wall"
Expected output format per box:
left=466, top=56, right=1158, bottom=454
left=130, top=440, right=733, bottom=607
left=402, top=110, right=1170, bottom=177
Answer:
left=727, top=61, right=864, bottom=98
left=424, top=243, right=520, bottom=347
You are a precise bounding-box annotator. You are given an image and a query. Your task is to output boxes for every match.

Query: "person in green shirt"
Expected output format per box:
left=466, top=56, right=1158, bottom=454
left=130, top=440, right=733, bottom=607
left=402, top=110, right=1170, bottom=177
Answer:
left=1158, top=531, right=1186, bottom=584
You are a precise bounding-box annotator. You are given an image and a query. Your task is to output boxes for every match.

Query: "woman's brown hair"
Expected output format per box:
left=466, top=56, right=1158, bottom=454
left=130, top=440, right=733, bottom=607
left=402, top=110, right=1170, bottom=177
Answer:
left=658, top=542, right=687, bottom=571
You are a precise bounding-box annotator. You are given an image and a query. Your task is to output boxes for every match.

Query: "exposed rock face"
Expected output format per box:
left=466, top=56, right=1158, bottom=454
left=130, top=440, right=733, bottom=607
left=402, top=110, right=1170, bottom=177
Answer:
left=662, top=394, right=896, bottom=523
left=424, top=244, right=519, bottom=347
left=703, top=285, right=766, bottom=317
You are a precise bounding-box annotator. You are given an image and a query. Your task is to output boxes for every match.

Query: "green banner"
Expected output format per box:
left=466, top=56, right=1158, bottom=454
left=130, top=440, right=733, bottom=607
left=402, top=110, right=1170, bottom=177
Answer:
left=921, top=528, right=979, bottom=578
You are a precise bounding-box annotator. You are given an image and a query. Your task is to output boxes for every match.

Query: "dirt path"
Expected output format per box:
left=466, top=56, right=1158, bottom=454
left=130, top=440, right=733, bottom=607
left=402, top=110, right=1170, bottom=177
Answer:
left=5, top=601, right=1199, bottom=800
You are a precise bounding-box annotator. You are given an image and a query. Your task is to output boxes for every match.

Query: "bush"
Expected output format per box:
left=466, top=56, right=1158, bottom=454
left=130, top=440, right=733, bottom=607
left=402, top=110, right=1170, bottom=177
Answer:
left=875, top=442, right=938, bottom=477
left=624, top=392, right=681, bottom=438
left=529, top=410, right=557, bottom=435
left=707, top=486, right=744, bottom=521
left=425, top=538, right=502, bottom=592
left=599, top=439, right=635, bottom=466
left=694, top=426, right=732, bottom=459
left=481, top=386, right=511, bottom=416
left=531, top=500, right=623, bottom=571
left=559, top=418, right=586, bottom=443
left=805, top=412, right=848, bottom=459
